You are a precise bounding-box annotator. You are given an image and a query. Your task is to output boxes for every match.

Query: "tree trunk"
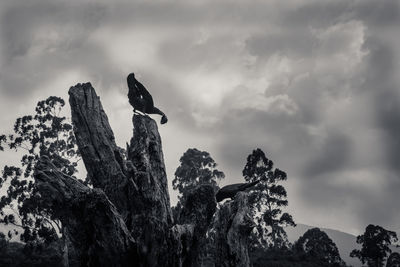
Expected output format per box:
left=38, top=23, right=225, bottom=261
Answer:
left=34, top=82, right=253, bottom=266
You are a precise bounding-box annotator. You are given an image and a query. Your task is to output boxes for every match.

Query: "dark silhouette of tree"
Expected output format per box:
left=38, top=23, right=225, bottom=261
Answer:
left=0, top=232, right=7, bottom=251
left=386, top=252, right=400, bottom=267
left=0, top=96, right=80, bottom=245
left=172, top=148, right=225, bottom=262
left=173, top=148, right=224, bottom=201
left=243, top=148, right=295, bottom=249
left=350, top=224, right=398, bottom=267
left=294, top=228, right=346, bottom=267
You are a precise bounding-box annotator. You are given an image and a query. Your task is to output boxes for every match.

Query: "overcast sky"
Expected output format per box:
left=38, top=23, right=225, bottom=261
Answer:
left=0, top=0, right=399, bottom=236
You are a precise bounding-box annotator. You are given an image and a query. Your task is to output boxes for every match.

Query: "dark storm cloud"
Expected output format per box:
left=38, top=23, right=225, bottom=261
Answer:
left=165, top=0, right=400, bottom=233
left=296, top=170, right=400, bottom=233
left=103, top=1, right=293, bottom=28
left=353, top=0, right=400, bottom=27
left=303, top=132, right=352, bottom=177
left=277, top=0, right=400, bottom=232
left=212, top=106, right=313, bottom=181
left=0, top=2, right=106, bottom=61
left=364, top=41, right=400, bottom=172
left=0, top=1, right=109, bottom=98
left=246, top=31, right=315, bottom=60
left=376, top=93, right=400, bottom=171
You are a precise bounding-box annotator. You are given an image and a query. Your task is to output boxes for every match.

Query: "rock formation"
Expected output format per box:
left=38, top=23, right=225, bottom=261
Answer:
left=34, top=82, right=254, bottom=267
left=214, top=192, right=254, bottom=267
left=173, top=184, right=217, bottom=267
left=35, top=156, right=138, bottom=266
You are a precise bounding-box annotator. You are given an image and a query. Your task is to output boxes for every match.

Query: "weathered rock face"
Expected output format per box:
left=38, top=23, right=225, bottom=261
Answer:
left=173, top=184, right=217, bottom=267
left=34, top=82, right=252, bottom=267
left=69, top=83, right=173, bottom=266
left=68, top=83, right=134, bottom=215
left=127, top=115, right=173, bottom=265
left=35, top=156, right=138, bottom=266
left=214, top=192, right=254, bottom=267
left=128, top=114, right=173, bottom=226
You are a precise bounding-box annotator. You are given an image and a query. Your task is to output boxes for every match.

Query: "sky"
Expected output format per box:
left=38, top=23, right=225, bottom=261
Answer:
left=0, top=0, right=399, bottom=236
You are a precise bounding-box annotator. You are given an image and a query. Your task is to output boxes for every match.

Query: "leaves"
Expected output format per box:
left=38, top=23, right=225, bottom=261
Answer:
left=294, top=228, right=346, bottom=266
left=243, top=148, right=294, bottom=249
left=0, top=135, right=6, bottom=151
left=350, top=224, right=398, bottom=266
left=0, top=96, right=80, bottom=243
left=173, top=148, right=225, bottom=198
left=243, top=148, right=273, bottom=183
left=172, top=148, right=224, bottom=223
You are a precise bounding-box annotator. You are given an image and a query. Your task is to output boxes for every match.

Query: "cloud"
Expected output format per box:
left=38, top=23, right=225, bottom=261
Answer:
left=303, top=132, right=352, bottom=177
left=363, top=38, right=400, bottom=172
left=0, top=1, right=109, bottom=98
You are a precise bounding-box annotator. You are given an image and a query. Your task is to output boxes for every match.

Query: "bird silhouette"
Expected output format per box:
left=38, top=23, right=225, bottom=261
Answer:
left=215, top=180, right=261, bottom=202
left=127, top=73, right=168, bottom=124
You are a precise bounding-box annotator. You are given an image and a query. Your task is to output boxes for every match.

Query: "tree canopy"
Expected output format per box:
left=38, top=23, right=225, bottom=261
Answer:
left=350, top=224, right=398, bottom=267
left=386, top=252, right=400, bottom=267
left=173, top=148, right=224, bottom=199
left=243, top=148, right=295, bottom=248
left=294, top=228, right=346, bottom=267
left=0, top=96, right=80, bottom=244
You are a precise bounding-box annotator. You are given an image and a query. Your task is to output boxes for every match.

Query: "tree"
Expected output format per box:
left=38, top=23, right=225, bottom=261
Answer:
left=350, top=224, right=398, bottom=267
left=294, top=228, right=346, bottom=267
left=173, top=148, right=225, bottom=200
left=172, top=148, right=225, bottom=262
left=0, top=232, right=8, bottom=252
left=0, top=96, right=79, bottom=245
left=386, top=252, right=400, bottom=267
left=243, top=148, right=295, bottom=248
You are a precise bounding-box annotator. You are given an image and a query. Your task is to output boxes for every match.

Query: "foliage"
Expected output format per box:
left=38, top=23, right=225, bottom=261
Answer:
left=251, top=246, right=344, bottom=267
left=0, top=239, right=64, bottom=267
left=243, top=148, right=295, bottom=249
left=0, top=96, right=80, bottom=243
left=350, top=224, right=398, bottom=267
left=294, top=228, right=346, bottom=267
left=172, top=148, right=224, bottom=224
left=386, top=252, right=400, bottom=267
left=173, top=148, right=224, bottom=200
left=0, top=232, right=8, bottom=251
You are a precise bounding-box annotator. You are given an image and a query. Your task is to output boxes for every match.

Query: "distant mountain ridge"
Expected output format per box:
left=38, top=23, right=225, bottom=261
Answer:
left=286, top=223, right=400, bottom=267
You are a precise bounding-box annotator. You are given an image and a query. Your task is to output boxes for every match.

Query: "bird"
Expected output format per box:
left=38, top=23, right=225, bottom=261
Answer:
left=215, top=180, right=261, bottom=202
left=127, top=73, right=168, bottom=124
